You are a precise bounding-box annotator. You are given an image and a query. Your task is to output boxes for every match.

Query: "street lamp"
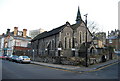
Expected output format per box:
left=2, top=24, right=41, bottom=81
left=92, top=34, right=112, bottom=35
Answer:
left=58, top=47, right=62, bottom=64
left=32, top=49, right=35, bottom=61
left=84, top=14, right=88, bottom=67
left=117, top=31, right=120, bottom=51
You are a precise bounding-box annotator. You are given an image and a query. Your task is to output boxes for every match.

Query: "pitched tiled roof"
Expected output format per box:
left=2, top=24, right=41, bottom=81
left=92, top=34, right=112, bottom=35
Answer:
left=14, top=36, right=31, bottom=41
left=3, top=31, right=31, bottom=40
left=92, top=36, right=100, bottom=40
left=31, top=24, right=66, bottom=42
left=107, top=36, right=118, bottom=39
left=31, top=21, right=93, bottom=42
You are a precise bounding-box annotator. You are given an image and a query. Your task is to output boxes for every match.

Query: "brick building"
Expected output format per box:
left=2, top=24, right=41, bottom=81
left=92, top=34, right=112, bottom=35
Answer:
left=106, top=29, right=120, bottom=50
left=93, top=32, right=106, bottom=46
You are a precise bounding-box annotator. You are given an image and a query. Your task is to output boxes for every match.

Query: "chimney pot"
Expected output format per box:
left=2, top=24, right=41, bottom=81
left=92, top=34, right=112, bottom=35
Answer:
left=23, top=29, right=27, bottom=37
left=6, top=29, right=10, bottom=35
left=14, top=27, right=18, bottom=36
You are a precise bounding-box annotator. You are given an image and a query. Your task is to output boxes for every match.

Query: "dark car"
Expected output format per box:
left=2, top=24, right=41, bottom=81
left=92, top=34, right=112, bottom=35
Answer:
left=7, top=55, right=13, bottom=61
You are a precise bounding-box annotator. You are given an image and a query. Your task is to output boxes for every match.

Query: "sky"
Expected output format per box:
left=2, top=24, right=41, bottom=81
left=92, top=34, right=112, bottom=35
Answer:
left=0, top=0, right=119, bottom=36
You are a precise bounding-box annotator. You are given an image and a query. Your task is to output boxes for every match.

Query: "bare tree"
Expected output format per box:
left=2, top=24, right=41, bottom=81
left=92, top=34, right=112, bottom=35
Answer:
left=87, top=21, right=99, bottom=33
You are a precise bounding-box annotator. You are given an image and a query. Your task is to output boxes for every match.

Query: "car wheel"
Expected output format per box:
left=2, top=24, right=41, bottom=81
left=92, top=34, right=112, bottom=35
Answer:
left=28, top=62, right=30, bottom=64
left=20, top=60, right=22, bottom=64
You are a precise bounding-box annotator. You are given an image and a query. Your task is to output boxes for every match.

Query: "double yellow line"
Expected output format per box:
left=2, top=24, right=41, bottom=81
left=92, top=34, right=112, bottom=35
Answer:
left=87, top=62, right=119, bottom=72
left=31, top=61, right=119, bottom=74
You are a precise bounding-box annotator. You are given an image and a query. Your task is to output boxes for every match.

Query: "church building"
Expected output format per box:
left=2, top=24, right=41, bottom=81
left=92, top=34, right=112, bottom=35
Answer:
left=31, top=7, right=95, bottom=57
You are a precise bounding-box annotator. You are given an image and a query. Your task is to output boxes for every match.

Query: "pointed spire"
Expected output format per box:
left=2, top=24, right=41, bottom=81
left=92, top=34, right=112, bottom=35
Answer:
left=76, top=6, right=82, bottom=24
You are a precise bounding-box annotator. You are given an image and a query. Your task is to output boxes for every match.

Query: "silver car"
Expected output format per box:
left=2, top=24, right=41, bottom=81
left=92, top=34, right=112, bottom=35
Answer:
left=11, top=55, right=19, bottom=62
left=17, top=56, right=31, bottom=63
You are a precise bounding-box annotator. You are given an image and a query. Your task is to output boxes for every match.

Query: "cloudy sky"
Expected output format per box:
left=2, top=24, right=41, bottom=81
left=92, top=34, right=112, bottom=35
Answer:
left=0, top=0, right=119, bottom=36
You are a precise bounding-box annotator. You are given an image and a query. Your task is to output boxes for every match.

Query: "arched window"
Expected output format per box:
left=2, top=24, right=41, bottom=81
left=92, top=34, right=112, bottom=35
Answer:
left=64, top=36, right=71, bottom=49
left=69, top=38, right=71, bottom=48
left=64, top=37, right=67, bottom=49
left=79, top=31, right=82, bottom=44
left=83, top=32, right=86, bottom=42
left=83, top=32, right=84, bottom=42
left=52, top=39, right=55, bottom=50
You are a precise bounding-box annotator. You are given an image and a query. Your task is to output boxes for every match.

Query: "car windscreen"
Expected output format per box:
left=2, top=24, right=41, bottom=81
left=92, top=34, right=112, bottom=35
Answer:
left=23, top=56, right=29, bottom=58
left=14, top=56, right=18, bottom=58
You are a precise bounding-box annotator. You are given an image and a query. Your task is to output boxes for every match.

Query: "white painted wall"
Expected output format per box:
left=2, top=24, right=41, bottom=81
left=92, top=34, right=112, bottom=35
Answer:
left=14, top=39, right=28, bottom=47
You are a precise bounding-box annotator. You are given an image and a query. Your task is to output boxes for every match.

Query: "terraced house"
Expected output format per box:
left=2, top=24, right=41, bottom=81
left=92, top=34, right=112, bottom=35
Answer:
left=31, top=7, right=95, bottom=58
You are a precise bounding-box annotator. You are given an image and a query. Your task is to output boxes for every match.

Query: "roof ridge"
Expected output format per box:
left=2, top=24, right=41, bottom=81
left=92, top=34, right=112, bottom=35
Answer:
left=31, top=24, right=66, bottom=41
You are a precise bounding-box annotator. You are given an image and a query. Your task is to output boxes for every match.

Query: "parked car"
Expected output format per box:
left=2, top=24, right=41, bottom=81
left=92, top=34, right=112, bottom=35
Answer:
left=6, top=55, right=13, bottom=61
left=114, top=50, right=120, bottom=56
left=17, top=56, right=31, bottom=63
left=4, top=55, right=8, bottom=59
left=11, top=55, right=19, bottom=62
left=0, top=55, right=7, bottom=59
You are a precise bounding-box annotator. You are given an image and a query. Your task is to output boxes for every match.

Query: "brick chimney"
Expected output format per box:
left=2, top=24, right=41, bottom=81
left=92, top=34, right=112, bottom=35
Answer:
left=6, top=29, right=10, bottom=35
left=14, top=27, right=18, bottom=36
left=23, top=29, right=27, bottom=37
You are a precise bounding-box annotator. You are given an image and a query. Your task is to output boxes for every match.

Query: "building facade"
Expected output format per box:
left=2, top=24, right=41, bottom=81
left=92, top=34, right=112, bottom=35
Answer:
left=93, top=36, right=104, bottom=48
left=3, top=27, right=31, bottom=56
left=31, top=7, right=95, bottom=57
left=92, top=32, right=106, bottom=50
left=106, top=29, right=120, bottom=50
left=93, top=32, right=106, bottom=46
left=0, top=34, right=5, bottom=56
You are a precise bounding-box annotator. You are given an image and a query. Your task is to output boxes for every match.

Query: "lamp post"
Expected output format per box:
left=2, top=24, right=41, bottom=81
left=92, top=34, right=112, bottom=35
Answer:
left=58, top=48, right=62, bottom=64
left=32, top=49, right=35, bottom=61
left=58, top=48, right=62, bottom=56
left=84, top=14, right=88, bottom=67
left=72, top=30, right=75, bottom=56
left=117, top=31, right=120, bottom=51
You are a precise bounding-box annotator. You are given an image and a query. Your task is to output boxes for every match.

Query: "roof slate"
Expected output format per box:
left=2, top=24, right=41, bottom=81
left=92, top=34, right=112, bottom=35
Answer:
left=93, top=36, right=100, bottom=40
left=31, top=24, right=66, bottom=41
left=107, top=36, right=118, bottom=39
left=31, top=21, right=93, bottom=42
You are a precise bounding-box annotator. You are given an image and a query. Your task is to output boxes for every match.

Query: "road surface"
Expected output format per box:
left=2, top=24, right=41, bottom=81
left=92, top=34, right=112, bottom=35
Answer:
left=2, top=60, right=119, bottom=79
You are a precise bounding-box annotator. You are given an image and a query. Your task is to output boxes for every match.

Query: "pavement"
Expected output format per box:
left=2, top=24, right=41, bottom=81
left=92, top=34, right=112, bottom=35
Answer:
left=31, top=59, right=119, bottom=73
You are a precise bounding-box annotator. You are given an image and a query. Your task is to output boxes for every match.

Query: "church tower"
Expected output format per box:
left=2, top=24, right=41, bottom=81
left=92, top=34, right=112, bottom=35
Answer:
left=76, top=6, right=82, bottom=24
